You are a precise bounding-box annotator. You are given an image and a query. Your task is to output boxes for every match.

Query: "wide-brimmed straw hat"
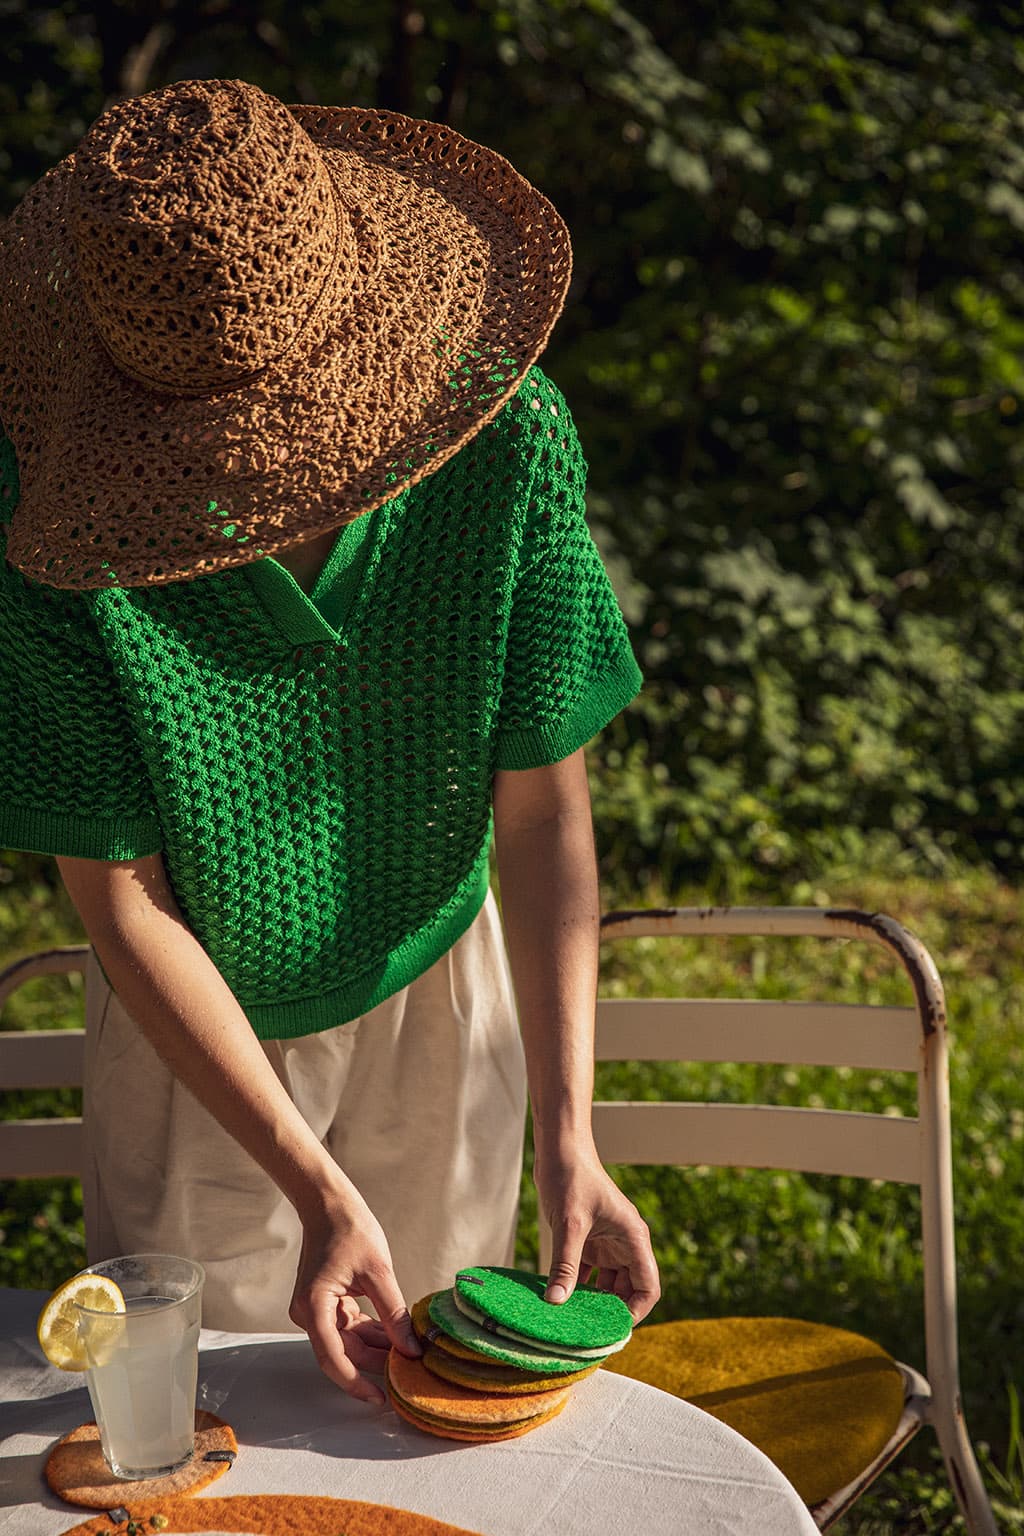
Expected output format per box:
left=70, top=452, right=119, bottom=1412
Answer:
left=0, top=78, right=571, bottom=589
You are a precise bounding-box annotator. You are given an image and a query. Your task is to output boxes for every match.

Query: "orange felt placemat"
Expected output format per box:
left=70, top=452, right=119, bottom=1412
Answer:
left=58, top=1495, right=488, bottom=1535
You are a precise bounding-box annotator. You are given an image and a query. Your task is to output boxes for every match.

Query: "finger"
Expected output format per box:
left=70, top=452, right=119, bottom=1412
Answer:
left=305, top=1291, right=387, bottom=1404
left=545, top=1230, right=586, bottom=1304
left=339, top=1313, right=393, bottom=1370
left=595, top=1267, right=618, bottom=1293
left=363, top=1271, right=421, bottom=1357
left=339, top=1313, right=392, bottom=1351
left=338, top=1321, right=392, bottom=1374
left=622, top=1259, right=661, bottom=1324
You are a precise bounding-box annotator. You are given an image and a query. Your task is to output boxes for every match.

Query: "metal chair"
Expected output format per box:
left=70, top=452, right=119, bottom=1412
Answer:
left=0, top=945, right=90, bottom=1178
left=541, top=906, right=998, bottom=1534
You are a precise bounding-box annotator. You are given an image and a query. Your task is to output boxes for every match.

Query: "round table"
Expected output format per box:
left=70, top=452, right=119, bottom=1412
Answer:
left=0, top=1287, right=818, bottom=1536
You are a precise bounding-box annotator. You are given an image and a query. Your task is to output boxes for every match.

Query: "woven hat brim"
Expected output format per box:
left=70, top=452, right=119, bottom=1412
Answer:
left=0, top=104, right=571, bottom=589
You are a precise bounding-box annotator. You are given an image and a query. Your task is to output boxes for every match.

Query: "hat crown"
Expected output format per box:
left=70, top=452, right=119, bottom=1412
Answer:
left=68, top=79, right=341, bottom=393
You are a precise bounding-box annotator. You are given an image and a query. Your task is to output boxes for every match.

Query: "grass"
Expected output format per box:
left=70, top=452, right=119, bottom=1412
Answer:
left=2, top=855, right=1022, bottom=1531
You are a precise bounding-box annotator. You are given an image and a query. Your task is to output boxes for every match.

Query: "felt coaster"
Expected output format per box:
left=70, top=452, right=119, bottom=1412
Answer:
left=454, top=1266, right=633, bottom=1354
left=428, top=1289, right=603, bottom=1373
left=45, top=1411, right=237, bottom=1509
left=411, top=1294, right=597, bottom=1392
left=452, top=1290, right=627, bottom=1360
left=389, top=1389, right=568, bottom=1444
left=386, top=1357, right=569, bottom=1444
left=386, top=1348, right=572, bottom=1425
left=421, top=1337, right=599, bottom=1395
left=412, top=1293, right=484, bottom=1361
left=57, top=1494, right=487, bottom=1534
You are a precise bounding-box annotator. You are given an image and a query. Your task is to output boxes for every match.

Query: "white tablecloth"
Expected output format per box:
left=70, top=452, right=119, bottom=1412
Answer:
left=0, top=1288, right=817, bottom=1536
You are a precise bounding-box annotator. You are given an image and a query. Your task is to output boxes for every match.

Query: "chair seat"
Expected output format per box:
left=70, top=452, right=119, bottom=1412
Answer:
left=601, top=1316, right=906, bottom=1505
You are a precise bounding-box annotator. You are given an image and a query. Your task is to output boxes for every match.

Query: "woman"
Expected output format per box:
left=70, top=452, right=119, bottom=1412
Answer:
left=0, top=77, right=659, bottom=1402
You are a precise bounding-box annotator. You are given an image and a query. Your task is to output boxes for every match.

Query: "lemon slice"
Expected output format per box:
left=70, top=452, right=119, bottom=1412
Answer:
left=36, top=1271, right=127, bottom=1371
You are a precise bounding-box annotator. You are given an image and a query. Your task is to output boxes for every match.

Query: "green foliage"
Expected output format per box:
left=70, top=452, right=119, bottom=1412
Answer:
left=0, top=1178, right=85, bottom=1290
left=564, top=2, right=1024, bottom=888
left=4, top=1, right=1022, bottom=887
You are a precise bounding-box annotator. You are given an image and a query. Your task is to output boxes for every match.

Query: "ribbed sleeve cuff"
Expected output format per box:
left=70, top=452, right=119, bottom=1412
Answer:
left=0, top=806, right=163, bottom=861
left=494, top=653, right=643, bottom=771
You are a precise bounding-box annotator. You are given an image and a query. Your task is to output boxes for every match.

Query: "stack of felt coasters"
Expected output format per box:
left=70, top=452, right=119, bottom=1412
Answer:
left=385, top=1265, right=633, bottom=1443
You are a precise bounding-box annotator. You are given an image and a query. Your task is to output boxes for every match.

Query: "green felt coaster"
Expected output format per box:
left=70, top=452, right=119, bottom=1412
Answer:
left=451, top=1291, right=628, bottom=1360
left=428, top=1289, right=604, bottom=1373
left=453, top=1266, right=633, bottom=1354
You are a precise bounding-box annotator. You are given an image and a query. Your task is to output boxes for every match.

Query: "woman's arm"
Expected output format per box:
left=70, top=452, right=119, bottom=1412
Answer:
left=57, top=852, right=420, bottom=1401
left=491, top=750, right=660, bottom=1322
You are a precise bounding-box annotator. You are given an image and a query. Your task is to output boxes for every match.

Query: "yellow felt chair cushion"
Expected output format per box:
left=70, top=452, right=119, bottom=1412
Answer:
left=601, top=1317, right=906, bottom=1506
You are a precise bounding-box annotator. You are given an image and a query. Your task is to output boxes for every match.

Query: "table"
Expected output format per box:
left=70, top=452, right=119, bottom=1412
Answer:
left=0, top=1288, right=818, bottom=1536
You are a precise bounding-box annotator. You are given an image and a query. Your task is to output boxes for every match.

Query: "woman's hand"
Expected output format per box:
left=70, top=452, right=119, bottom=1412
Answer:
left=534, top=1143, right=660, bottom=1324
left=289, top=1184, right=422, bottom=1405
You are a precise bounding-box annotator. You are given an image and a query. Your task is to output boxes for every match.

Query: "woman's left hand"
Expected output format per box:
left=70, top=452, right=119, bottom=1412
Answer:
left=533, top=1144, right=661, bottom=1324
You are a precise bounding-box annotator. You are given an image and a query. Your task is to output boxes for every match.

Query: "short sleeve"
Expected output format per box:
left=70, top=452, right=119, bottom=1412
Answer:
left=0, top=437, right=163, bottom=859
left=494, top=378, right=642, bottom=770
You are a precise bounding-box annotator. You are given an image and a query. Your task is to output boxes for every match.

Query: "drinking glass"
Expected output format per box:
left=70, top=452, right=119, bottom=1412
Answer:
left=75, top=1253, right=205, bottom=1480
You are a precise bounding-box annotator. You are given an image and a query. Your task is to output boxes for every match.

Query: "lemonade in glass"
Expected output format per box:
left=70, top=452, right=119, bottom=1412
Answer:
left=74, top=1253, right=204, bottom=1479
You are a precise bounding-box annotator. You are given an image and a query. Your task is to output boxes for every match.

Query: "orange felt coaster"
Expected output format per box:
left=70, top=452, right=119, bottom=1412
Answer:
left=386, top=1348, right=571, bottom=1426
left=422, top=1337, right=598, bottom=1395
left=57, top=1494, right=487, bottom=1534
left=45, top=1411, right=237, bottom=1508
left=388, top=1385, right=568, bottom=1444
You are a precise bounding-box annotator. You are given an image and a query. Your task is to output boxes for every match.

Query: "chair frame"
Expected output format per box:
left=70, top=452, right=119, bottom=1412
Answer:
left=1, top=918, right=999, bottom=1532
left=565, top=906, right=998, bottom=1534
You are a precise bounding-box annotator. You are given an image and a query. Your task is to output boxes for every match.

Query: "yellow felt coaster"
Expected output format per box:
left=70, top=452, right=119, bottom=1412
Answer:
left=412, top=1293, right=484, bottom=1362
left=411, top=1296, right=478, bottom=1357
left=387, top=1347, right=571, bottom=1425
left=45, top=1411, right=237, bottom=1508
left=603, top=1316, right=905, bottom=1506
left=58, top=1494, right=487, bottom=1534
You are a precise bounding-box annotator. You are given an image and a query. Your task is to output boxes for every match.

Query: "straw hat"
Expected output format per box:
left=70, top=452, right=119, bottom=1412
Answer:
left=0, top=78, right=572, bottom=589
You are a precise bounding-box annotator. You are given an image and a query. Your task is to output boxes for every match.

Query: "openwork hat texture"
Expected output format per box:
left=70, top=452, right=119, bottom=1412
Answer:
left=0, top=78, right=572, bottom=588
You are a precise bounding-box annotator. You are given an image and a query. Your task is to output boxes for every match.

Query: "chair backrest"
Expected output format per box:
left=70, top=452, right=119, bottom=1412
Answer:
left=568, top=906, right=963, bottom=1451
left=0, top=946, right=90, bottom=1178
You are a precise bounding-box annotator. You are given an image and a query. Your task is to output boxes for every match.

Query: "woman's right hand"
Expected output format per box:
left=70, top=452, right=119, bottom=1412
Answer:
left=288, top=1184, right=422, bottom=1404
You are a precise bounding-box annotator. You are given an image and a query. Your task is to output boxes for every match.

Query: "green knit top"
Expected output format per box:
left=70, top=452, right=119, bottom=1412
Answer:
left=0, top=369, right=641, bottom=1039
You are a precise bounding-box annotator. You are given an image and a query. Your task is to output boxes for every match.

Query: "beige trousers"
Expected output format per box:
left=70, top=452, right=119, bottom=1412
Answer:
left=82, top=891, right=527, bottom=1332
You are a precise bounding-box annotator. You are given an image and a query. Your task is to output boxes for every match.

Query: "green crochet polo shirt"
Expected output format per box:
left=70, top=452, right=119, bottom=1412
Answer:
left=0, top=369, right=641, bottom=1038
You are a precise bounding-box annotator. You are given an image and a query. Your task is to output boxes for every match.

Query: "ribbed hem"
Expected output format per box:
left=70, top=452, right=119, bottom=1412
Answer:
left=0, top=805, right=163, bottom=860
left=241, top=853, right=492, bottom=1040
left=494, top=653, right=643, bottom=771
